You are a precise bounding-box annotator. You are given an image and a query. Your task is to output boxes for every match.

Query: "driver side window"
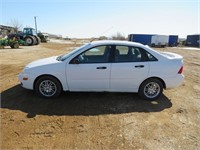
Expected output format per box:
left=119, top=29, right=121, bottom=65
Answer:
left=72, top=45, right=111, bottom=64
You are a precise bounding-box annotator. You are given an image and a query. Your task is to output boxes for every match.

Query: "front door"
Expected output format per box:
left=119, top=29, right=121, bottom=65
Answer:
left=67, top=45, right=111, bottom=91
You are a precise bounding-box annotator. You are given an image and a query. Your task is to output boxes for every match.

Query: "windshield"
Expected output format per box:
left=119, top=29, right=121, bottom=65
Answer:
left=23, top=28, right=37, bottom=35
left=57, top=43, right=90, bottom=61
left=32, top=30, right=37, bottom=35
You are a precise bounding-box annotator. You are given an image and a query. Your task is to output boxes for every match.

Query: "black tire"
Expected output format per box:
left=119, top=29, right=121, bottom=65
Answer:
left=161, top=45, right=166, bottom=48
left=24, top=36, right=34, bottom=46
left=139, top=78, right=163, bottom=100
left=0, top=45, right=4, bottom=49
left=11, top=43, right=19, bottom=49
left=35, top=76, right=62, bottom=98
left=35, top=36, right=41, bottom=45
left=32, top=36, right=37, bottom=45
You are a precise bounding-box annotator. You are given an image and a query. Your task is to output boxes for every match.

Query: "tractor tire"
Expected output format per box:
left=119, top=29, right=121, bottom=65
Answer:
left=32, top=36, right=37, bottom=45
left=11, top=43, right=19, bottom=49
left=24, top=36, right=34, bottom=46
left=33, top=36, right=37, bottom=45
left=0, top=45, right=5, bottom=49
left=35, top=36, right=41, bottom=45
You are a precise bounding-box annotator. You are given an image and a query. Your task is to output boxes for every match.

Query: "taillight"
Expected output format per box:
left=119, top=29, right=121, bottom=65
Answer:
left=178, top=66, right=183, bottom=74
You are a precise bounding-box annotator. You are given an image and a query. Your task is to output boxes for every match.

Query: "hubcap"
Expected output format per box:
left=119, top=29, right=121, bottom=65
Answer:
left=39, top=80, right=57, bottom=97
left=14, top=43, right=19, bottom=48
left=144, top=82, right=160, bottom=99
left=26, top=38, right=32, bottom=44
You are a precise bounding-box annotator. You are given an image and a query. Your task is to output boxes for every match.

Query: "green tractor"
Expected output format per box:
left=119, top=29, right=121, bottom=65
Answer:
left=0, top=34, right=26, bottom=49
left=20, top=28, right=41, bottom=46
left=11, top=28, right=41, bottom=46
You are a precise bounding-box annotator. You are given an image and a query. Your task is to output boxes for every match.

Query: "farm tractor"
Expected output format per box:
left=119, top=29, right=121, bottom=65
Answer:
left=13, top=27, right=41, bottom=46
left=0, top=34, right=26, bottom=49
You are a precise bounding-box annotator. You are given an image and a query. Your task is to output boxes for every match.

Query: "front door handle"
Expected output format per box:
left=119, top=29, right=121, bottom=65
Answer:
left=96, top=66, right=107, bottom=69
left=135, top=65, right=144, bottom=68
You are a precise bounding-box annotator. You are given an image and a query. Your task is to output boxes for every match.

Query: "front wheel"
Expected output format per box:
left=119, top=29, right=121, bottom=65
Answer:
left=139, top=78, right=163, bottom=100
left=35, top=76, right=62, bottom=98
left=10, top=42, right=19, bottom=49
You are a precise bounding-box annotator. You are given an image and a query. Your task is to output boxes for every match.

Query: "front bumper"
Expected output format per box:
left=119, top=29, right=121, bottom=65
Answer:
left=18, top=73, right=36, bottom=90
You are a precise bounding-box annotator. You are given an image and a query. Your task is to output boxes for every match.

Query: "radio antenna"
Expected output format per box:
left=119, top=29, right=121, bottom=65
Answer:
left=90, top=26, right=113, bottom=42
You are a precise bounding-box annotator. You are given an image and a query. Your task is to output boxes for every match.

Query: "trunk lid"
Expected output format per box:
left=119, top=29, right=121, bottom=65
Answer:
left=160, top=52, right=183, bottom=60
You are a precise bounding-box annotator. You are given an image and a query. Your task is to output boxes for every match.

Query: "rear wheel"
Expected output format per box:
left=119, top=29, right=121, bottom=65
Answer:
left=24, top=36, right=33, bottom=46
left=32, top=36, right=37, bottom=45
left=35, top=36, right=41, bottom=45
left=139, top=78, right=163, bottom=100
left=35, top=76, right=62, bottom=98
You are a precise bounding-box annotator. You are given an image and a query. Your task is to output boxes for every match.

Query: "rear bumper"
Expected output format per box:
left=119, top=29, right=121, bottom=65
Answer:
left=165, top=74, right=184, bottom=89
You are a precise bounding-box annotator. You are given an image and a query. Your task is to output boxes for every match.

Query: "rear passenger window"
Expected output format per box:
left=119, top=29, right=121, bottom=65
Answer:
left=114, top=46, right=142, bottom=62
left=114, top=46, right=158, bottom=62
left=145, top=51, right=158, bottom=61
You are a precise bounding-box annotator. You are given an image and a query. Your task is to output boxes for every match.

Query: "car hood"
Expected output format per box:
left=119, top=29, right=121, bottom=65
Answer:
left=26, top=56, right=59, bottom=68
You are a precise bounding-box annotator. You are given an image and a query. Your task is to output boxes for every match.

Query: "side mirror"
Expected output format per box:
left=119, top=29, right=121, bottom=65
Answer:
left=73, top=58, right=80, bottom=64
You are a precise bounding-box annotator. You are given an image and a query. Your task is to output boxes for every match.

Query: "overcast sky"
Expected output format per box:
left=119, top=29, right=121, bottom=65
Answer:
left=1, top=0, right=199, bottom=38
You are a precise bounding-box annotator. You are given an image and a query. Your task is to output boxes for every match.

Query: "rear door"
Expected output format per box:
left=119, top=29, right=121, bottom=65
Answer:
left=67, top=45, right=112, bottom=91
left=110, top=45, right=150, bottom=92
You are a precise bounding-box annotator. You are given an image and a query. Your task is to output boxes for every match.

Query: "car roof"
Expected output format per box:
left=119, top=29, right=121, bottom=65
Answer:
left=90, top=40, right=144, bottom=47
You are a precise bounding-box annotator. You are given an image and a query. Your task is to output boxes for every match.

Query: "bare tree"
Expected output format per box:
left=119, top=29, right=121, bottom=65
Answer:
left=10, top=19, right=23, bottom=33
left=112, top=32, right=126, bottom=40
left=99, top=36, right=108, bottom=40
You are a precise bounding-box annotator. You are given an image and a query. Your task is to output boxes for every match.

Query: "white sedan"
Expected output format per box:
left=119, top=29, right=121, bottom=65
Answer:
left=18, top=40, right=184, bottom=100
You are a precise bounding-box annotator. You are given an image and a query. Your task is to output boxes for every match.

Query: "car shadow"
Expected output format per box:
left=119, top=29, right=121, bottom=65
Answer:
left=1, top=85, right=172, bottom=117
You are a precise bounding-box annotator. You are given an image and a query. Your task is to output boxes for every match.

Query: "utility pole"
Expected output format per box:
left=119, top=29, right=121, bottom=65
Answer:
left=34, top=16, right=38, bottom=33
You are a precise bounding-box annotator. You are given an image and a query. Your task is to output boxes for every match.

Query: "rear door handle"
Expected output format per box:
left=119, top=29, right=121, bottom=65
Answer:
left=135, top=65, right=144, bottom=68
left=96, top=66, right=107, bottom=69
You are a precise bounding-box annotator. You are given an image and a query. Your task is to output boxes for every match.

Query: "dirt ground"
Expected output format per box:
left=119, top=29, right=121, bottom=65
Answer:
left=1, top=41, right=200, bottom=149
